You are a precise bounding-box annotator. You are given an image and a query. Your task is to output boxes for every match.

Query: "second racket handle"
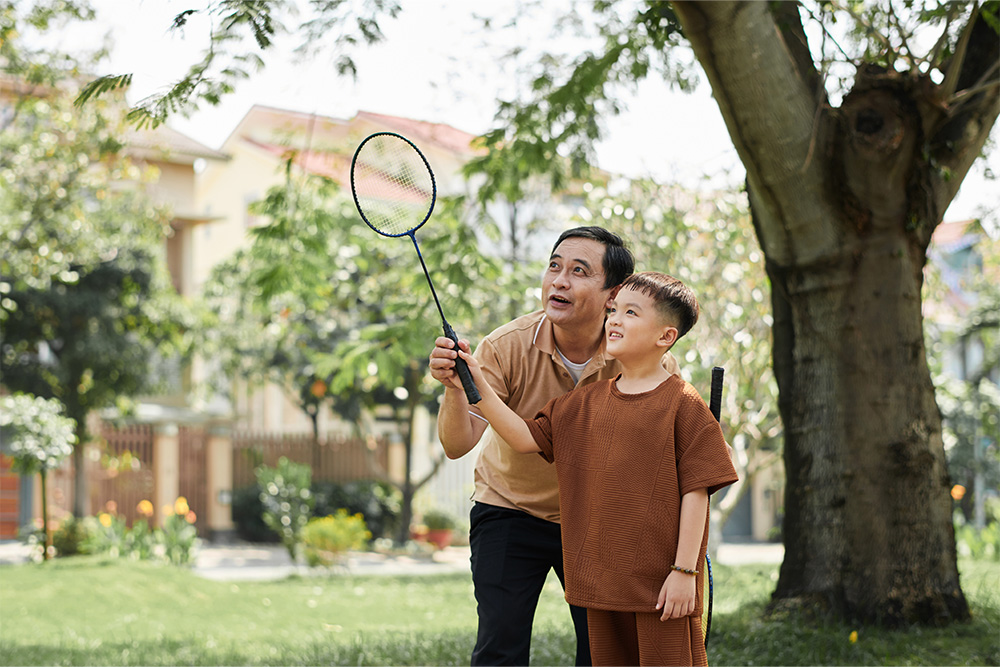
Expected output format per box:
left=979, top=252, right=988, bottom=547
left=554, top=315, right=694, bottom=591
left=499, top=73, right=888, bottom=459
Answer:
left=710, top=367, right=724, bottom=422
left=443, top=324, right=481, bottom=405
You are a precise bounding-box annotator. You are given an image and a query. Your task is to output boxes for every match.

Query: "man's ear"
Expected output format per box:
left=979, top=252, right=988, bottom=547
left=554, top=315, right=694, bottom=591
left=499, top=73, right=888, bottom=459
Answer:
left=606, top=285, right=622, bottom=308
left=657, top=326, right=679, bottom=349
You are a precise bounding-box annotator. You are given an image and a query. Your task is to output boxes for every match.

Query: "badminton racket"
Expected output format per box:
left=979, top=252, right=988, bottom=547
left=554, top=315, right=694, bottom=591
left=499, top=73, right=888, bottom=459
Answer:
left=350, top=131, right=481, bottom=405
left=704, top=365, right=724, bottom=648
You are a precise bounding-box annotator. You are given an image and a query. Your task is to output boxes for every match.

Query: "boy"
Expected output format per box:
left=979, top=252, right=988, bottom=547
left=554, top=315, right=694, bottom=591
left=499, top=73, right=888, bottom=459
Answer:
left=457, top=271, right=738, bottom=666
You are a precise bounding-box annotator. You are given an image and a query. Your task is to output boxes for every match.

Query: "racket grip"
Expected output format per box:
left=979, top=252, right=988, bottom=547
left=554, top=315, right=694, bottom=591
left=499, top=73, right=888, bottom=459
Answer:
left=709, top=367, right=724, bottom=422
left=443, top=324, right=481, bottom=405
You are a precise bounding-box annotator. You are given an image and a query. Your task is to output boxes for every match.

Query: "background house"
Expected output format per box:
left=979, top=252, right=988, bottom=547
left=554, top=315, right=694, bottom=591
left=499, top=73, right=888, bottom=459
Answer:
left=0, top=74, right=228, bottom=536
left=192, top=106, right=483, bottom=435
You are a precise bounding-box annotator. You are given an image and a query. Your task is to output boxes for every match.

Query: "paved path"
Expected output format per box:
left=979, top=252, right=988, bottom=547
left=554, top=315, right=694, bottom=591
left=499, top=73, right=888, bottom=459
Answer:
left=0, top=539, right=782, bottom=581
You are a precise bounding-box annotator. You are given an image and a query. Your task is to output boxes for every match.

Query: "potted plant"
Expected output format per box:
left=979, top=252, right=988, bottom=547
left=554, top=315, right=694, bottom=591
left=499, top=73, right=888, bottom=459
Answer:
left=420, top=509, right=457, bottom=549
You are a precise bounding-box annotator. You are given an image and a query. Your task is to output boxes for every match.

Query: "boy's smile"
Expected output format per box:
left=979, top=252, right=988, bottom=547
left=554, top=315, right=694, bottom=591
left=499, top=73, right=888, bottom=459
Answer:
left=605, top=286, right=676, bottom=361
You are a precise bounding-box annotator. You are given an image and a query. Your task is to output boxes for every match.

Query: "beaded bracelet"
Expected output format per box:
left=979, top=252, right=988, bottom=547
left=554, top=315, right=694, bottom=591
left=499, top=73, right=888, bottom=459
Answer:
left=670, top=564, right=699, bottom=576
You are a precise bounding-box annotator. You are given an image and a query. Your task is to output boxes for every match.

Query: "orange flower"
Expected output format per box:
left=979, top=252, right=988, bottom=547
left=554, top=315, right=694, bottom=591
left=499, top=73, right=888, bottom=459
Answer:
left=951, top=485, right=966, bottom=501
left=136, top=500, right=154, bottom=517
left=185, top=510, right=197, bottom=524
left=105, top=500, right=118, bottom=514
left=174, top=496, right=189, bottom=516
left=310, top=379, right=327, bottom=398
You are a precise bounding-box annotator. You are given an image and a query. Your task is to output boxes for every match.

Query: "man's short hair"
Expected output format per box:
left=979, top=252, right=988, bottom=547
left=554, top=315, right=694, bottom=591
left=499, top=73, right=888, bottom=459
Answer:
left=620, top=271, right=700, bottom=339
left=551, top=226, right=634, bottom=290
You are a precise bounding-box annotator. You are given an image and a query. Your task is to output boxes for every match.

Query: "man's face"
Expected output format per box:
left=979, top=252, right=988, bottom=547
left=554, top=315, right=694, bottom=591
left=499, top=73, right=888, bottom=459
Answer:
left=541, top=237, right=615, bottom=331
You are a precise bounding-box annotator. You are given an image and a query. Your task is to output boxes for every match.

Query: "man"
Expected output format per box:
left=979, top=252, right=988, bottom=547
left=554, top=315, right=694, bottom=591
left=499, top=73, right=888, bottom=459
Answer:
left=428, top=227, right=680, bottom=665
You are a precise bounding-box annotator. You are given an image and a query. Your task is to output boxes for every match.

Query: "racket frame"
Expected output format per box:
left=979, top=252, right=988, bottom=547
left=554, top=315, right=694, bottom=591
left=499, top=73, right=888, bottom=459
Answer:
left=350, top=132, right=481, bottom=405
left=351, top=131, right=436, bottom=238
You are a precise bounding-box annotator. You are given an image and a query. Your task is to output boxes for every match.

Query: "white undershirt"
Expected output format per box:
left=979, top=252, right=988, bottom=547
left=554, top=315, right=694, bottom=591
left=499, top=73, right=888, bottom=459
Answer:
left=557, top=348, right=592, bottom=385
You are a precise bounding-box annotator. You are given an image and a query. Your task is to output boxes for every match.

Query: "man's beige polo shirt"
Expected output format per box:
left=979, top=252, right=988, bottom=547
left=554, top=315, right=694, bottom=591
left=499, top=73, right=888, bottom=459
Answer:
left=469, top=310, right=679, bottom=523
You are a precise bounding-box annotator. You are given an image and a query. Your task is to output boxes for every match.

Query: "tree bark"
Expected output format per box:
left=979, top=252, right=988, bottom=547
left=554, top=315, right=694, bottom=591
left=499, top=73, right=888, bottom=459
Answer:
left=40, top=469, right=50, bottom=561
left=673, top=0, right=997, bottom=624
left=71, top=412, right=89, bottom=518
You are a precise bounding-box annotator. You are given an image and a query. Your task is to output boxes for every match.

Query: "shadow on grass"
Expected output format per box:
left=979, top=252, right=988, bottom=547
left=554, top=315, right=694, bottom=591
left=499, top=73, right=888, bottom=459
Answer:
left=0, top=629, right=576, bottom=667
left=2, top=559, right=995, bottom=666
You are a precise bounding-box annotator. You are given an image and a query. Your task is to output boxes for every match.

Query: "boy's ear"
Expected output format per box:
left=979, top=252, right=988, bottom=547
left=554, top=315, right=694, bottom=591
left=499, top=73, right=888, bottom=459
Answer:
left=657, top=326, right=679, bottom=349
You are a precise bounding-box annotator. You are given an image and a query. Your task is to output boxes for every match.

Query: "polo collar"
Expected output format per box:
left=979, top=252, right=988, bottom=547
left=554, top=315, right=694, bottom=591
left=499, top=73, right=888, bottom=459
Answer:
left=532, top=313, right=609, bottom=371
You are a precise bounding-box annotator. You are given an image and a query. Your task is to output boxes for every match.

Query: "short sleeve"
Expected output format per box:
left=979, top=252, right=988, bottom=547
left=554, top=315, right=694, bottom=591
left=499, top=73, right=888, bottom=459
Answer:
left=526, top=396, right=558, bottom=463
left=661, top=350, right=680, bottom=376
left=675, top=392, right=738, bottom=496
left=473, top=337, right=511, bottom=404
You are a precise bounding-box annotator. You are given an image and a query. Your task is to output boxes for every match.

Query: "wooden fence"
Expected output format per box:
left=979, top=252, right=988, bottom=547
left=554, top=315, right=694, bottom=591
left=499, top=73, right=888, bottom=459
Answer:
left=92, top=423, right=156, bottom=528
left=231, top=431, right=390, bottom=489
left=36, top=426, right=389, bottom=539
left=177, top=426, right=208, bottom=535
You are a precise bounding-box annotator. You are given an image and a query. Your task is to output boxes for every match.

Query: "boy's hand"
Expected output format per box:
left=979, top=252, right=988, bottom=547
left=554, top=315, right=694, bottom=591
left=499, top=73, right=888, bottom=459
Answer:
left=456, top=348, right=487, bottom=390
left=655, top=570, right=697, bottom=621
left=428, top=336, right=470, bottom=390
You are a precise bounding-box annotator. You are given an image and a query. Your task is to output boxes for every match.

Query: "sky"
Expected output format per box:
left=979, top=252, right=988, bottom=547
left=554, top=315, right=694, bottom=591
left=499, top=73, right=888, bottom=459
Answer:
left=76, top=0, right=996, bottom=227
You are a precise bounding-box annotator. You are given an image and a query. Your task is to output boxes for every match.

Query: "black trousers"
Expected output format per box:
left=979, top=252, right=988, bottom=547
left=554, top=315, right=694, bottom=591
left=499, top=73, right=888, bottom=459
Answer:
left=469, top=502, right=591, bottom=666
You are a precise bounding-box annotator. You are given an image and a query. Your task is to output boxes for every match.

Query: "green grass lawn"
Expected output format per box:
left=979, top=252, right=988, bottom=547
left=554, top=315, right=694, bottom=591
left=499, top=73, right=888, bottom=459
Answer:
left=0, top=555, right=996, bottom=665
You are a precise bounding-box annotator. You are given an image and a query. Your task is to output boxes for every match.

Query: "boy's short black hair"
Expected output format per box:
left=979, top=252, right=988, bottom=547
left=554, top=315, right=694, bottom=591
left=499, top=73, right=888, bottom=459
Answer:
left=551, top=226, right=634, bottom=290
left=620, top=271, right=700, bottom=339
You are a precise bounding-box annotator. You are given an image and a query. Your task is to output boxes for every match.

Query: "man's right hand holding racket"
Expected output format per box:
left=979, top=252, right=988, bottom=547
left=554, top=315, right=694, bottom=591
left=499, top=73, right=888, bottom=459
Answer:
left=429, top=336, right=473, bottom=390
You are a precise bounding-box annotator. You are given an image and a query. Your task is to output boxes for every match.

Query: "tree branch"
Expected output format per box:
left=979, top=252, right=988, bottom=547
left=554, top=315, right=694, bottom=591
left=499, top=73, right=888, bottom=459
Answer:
left=413, top=452, right=447, bottom=491
left=926, top=4, right=961, bottom=67
left=948, top=61, right=1000, bottom=107
left=926, top=4, right=1000, bottom=227
left=672, top=1, right=840, bottom=267
left=941, top=2, right=982, bottom=102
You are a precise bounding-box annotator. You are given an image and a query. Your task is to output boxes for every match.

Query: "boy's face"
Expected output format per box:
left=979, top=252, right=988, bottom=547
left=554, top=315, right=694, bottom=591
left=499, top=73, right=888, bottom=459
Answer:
left=542, top=237, right=615, bottom=331
left=605, top=285, right=677, bottom=360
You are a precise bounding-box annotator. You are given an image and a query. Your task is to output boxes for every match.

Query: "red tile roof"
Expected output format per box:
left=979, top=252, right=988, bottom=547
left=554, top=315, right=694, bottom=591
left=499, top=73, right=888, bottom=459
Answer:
left=930, top=219, right=975, bottom=250
left=126, top=124, right=229, bottom=162
left=354, top=111, right=480, bottom=155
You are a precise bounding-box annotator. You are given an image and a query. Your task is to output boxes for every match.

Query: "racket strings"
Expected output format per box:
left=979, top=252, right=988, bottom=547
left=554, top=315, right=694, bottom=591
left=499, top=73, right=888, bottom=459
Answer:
left=353, top=136, right=434, bottom=237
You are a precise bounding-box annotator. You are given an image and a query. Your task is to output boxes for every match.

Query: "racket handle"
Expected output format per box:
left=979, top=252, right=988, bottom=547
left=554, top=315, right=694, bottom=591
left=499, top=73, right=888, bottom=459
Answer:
left=443, top=324, right=481, bottom=405
left=709, top=367, right=724, bottom=422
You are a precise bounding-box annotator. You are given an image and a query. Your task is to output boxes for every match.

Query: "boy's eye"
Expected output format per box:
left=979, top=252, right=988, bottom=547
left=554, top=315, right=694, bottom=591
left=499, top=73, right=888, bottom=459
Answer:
left=626, top=309, right=636, bottom=316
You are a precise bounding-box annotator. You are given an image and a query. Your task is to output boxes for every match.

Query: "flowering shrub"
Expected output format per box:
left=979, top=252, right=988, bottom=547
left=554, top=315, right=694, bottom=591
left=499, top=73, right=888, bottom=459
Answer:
left=0, top=394, right=76, bottom=560
left=0, top=394, right=75, bottom=472
left=84, top=497, right=198, bottom=565
left=88, top=510, right=131, bottom=558
left=302, top=510, right=371, bottom=567
left=256, top=458, right=314, bottom=563
left=51, top=516, right=95, bottom=556
left=160, top=497, right=198, bottom=565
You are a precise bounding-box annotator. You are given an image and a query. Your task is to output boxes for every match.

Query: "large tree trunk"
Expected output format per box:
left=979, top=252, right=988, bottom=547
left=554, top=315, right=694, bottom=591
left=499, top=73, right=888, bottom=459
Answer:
left=673, top=1, right=998, bottom=625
